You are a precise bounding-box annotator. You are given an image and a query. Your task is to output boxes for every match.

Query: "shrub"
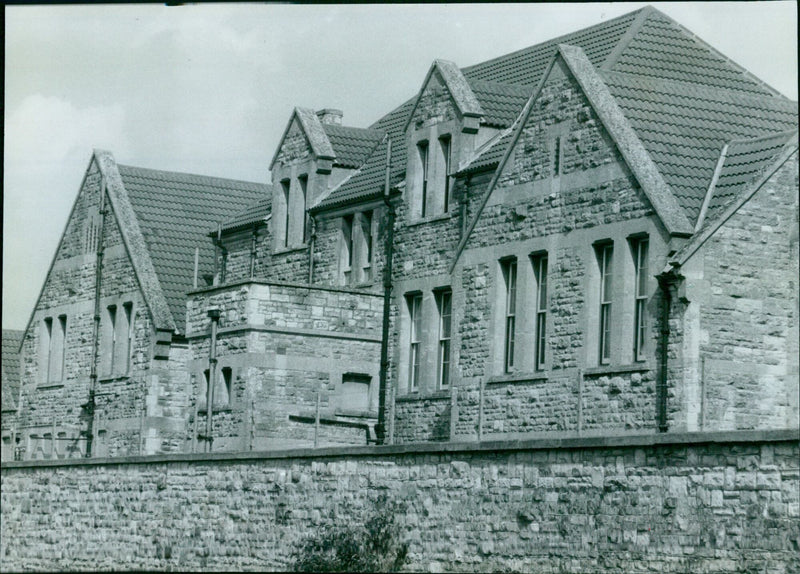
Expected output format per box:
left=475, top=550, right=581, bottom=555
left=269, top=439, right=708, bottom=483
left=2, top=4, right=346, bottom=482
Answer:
left=291, top=496, right=409, bottom=573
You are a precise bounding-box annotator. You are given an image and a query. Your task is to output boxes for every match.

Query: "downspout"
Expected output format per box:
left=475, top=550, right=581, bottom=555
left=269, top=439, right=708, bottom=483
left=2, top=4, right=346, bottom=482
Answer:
left=85, top=176, right=107, bottom=457
left=376, top=138, right=393, bottom=445
left=656, top=271, right=675, bottom=433
left=308, top=215, right=317, bottom=284
left=249, top=225, right=258, bottom=279
left=204, top=308, right=220, bottom=452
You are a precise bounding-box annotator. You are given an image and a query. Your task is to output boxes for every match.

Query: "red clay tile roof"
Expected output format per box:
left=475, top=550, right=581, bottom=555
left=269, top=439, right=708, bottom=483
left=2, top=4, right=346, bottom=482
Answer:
left=704, top=131, right=798, bottom=224
left=219, top=196, right=272, bottom=234
left=2, top=329, right=23, bottom=412
left=323, top=124, right=386, bottom=169
left=118, top=166, right=266, bottom=333
left=602, top=71, right=798, bottom=223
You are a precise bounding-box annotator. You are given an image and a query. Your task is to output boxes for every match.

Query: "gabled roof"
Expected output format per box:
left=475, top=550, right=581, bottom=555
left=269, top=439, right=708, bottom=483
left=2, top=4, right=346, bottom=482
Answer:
left=117, top=163, right=266, bottom=333
left=322, top=124, right=386, bottom=169
left=312, top=5, right=796, bottom=220
left=269, top=107, right=336, bottom=170
left=2, top=329, right=23, bottom=412
left=456, top=128, right=515, bottom=176
left=403, top=60, right=484, bottom=133
left=703, top=131, right=798, bottom=225
left=218, top=196, right=272, bottom=235
left=602, top=71, right=797, bottom=225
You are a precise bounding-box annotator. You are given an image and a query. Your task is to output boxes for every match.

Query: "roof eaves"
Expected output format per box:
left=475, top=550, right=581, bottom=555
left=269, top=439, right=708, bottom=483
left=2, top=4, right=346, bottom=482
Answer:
left=559, top=43, right=694, bottom=236
left=668, top=137, right=798, bottom=270
left=95, top=150, right=177, bottom=333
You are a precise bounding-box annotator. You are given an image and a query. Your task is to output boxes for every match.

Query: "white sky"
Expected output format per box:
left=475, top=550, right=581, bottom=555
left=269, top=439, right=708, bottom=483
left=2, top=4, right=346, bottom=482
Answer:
left=3, top=2, right=797, bottom=330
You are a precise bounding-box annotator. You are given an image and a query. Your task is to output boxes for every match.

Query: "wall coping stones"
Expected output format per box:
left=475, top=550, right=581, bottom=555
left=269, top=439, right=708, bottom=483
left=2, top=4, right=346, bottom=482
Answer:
left=188, top=278, right=383, bottom=298
left=3, top=429, right=797, bottom=470
left=487, top=372, right=549, bottom=385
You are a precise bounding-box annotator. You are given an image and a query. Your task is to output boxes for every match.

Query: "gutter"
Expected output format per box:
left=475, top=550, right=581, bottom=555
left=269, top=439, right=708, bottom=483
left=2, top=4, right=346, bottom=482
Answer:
left=376, top=138, right=394, bottom=445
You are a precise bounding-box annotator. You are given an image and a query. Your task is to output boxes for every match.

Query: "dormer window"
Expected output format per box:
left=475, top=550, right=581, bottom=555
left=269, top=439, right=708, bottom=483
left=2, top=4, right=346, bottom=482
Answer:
left=298, top=175, right=309, bottom=243
left=417, top=141, right=429, bottom=217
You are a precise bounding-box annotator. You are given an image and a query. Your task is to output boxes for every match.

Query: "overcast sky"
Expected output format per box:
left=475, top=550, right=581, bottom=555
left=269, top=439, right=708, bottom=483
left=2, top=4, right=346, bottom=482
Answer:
left=3, top=2, right=797, bottom=330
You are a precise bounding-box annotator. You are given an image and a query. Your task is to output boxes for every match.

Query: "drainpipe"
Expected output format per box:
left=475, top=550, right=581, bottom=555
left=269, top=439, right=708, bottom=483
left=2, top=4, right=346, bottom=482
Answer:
left=85, top=177, right=107, bottom=458
left=376, top=139, right=394, bottom=445
left=249, top=225, right=258, bottom=279
left=205, top=307, right=221, bottom=452
left=656, top=272, right=674, bottom=433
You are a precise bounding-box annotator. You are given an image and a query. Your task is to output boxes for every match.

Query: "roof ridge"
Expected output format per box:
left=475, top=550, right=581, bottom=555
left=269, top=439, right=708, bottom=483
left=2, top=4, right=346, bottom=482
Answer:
left=599, top=5, right=654, bottom=70
left=460, top=6, right=647, bottom=76
left=600, top=69, right=799, bottom=105
left=640, top=7, right=787, bottom=99
left=117, top=163, right=269, bottom=188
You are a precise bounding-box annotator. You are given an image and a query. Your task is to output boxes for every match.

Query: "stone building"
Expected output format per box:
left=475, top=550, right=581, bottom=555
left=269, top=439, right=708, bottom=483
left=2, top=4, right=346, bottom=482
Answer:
left=4, top=5, right=798, bottom=460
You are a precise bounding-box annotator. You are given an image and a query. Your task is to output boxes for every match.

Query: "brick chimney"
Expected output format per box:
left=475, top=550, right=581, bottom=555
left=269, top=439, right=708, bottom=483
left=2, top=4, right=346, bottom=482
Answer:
left=316, top=108, right=343, bottom=125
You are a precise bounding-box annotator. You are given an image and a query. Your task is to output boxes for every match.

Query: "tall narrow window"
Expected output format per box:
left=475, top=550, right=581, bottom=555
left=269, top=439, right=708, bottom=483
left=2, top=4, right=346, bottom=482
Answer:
left=298, top=175, right=308, bottom=243
left=632, top=237, right=649, bottom=361
left=439, top=135, right=451, bottom=213
left=597, top=243, right=614, bottom=364
left=361, top=210, right=373, bottom=283
left=219, top=367, right=232, bottom=407
left=123, top=302, right=133, bottom=374
left=417, top=141, right=429, bottom=218
left=437, top=289, right=452, bottom=389
left=502, top=258, right=517, bottom=372
left=532, top=253, right=548, bottom=371
left=553, top=136, right=562, bottom=176
left=281, top=179, right=291, bottom=247
left=107, top=305, right=117, bottom=376
left=57, top=315, right=67, bottom=381
left=341, top=214, right=354, bottom=285
left=408, top=293, right=422, bottom=391
left=42, top=317, right=53, bottom=383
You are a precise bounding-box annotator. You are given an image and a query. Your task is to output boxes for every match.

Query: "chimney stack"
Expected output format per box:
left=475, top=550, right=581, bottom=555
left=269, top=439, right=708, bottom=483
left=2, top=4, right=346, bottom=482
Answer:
left=316, top=108, right=343, bottom=126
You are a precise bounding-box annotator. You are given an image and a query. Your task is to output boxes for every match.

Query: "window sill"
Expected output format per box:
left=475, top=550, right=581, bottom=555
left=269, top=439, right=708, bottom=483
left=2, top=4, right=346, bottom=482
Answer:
left=36, top=382, right=65, bottom=390
left=273, top=244, right=308, bottom=256
left=583, top=363, right=651, bottom=376
left=487, top=372, right=549, bottom=385
left=334, top=408, right=378, bottom=419
left=198, top=406, right=233, bottom=414
left=396, top=389, right=451, bottom=402
left=406, top=212, right=453, bottom=228
left=99, top=374, right=131, bottom=384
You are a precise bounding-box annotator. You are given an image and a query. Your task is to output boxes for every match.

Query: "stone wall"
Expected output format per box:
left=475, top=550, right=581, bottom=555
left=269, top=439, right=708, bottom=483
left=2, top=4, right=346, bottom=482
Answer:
left=2, top=431, right=797, bottom=572
left=675, top=154, right=800, bottom=432
left=12, top=159, right=174, bottom=460
left=186, top=281, right=383, bottom=451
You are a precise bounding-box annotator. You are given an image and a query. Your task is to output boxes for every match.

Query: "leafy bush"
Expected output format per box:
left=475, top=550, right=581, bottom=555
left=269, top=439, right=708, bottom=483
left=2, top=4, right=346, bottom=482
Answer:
left=291, top=497, right=409, bottom=573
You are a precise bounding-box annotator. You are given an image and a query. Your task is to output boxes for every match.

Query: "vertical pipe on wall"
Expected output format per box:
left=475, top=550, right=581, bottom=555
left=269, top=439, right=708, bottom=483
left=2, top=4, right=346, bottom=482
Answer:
left=193, top=247, right=200, bottom=289
left=657, top=274, right=673, bottom=433
left=205, top=308, right=220, bottom=452
left=314, top=391, right=321, bottom=448
left=250, top=225, right=258, bottom=279
left=577, top=370, right=584, bottom=436
left=478, top=378, right=485, bottom=441
left=85, top=176, right=107, bottom=458
left=376, top=138, right=394, bottom=445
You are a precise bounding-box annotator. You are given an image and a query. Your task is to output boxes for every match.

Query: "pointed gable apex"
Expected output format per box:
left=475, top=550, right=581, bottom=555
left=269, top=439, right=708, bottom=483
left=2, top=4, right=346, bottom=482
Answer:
left=403, top=59, right=485, bottom=134
left=94, top=150, right=177, bottom=333
left=450, top=44, right=694, bottom=272
left=269, top=107, right=336, bottom=170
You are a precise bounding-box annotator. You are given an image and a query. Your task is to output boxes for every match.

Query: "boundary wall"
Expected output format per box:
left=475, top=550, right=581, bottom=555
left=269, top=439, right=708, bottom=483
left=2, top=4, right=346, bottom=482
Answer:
left=2, top=430, right=798, bottom=572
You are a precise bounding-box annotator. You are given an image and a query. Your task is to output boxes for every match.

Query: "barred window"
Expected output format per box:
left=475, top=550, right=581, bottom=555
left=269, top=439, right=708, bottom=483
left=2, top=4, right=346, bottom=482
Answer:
left=596, top=242, right=614, bottom=364
left=532, top=253, right=548, bottom=370
left=408, top=293, right=423, bottom=391
left=502, top=258, right=517, bottom=372
left=632, top=237, right=649, bottom=361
